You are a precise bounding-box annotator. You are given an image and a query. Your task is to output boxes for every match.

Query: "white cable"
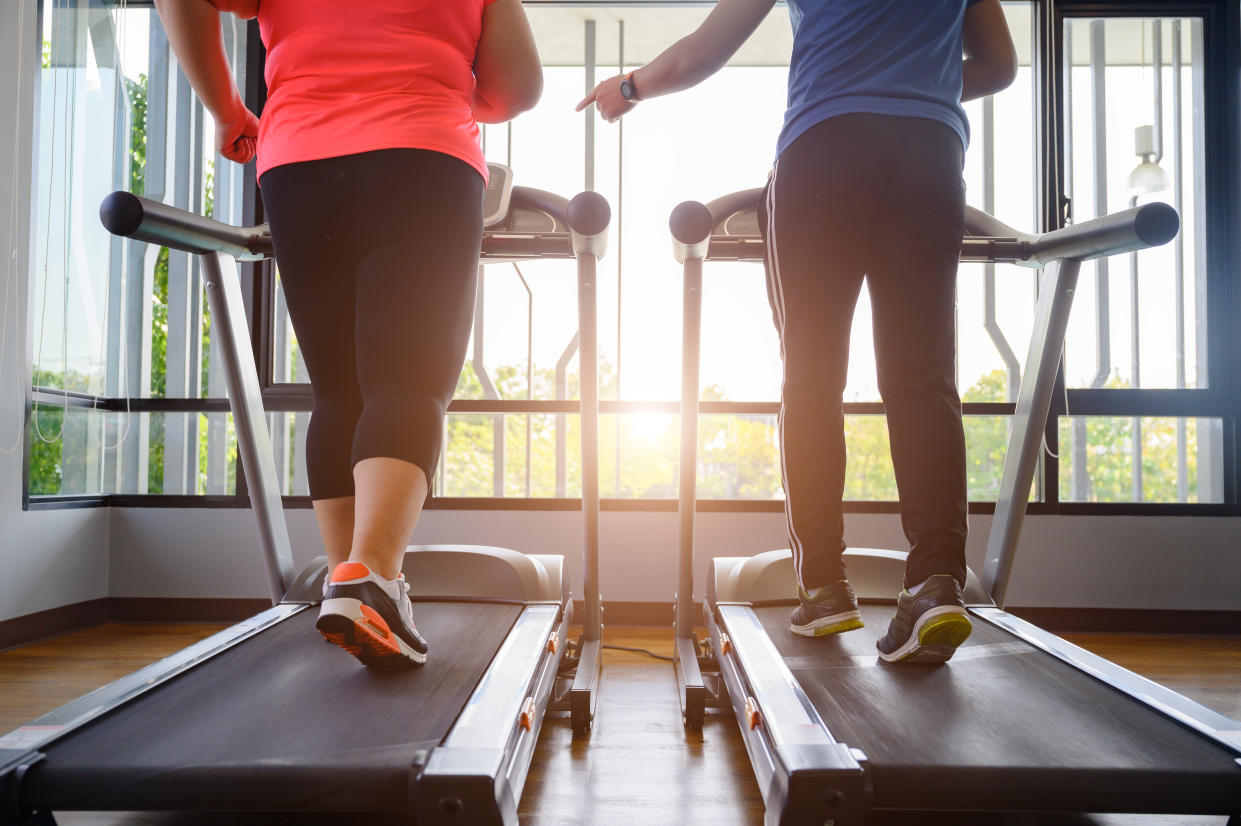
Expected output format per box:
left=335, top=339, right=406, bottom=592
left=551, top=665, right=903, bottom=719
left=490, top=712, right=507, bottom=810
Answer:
left=0, top=0, right=29, bottom=454
left=1038, top=0, right=1065, bottom=467
left=89, top=0, right=132, bottom=452
left=32, top=0, right=67, bottom=444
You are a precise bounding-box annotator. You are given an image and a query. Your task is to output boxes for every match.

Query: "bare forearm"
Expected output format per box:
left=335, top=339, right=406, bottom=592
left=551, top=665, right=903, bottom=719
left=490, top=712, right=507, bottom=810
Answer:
left=153, top=0, right=245, bottom=120
left=961, top=0, right=1017, bottom=102
left=578, top=0, right=772, bottom=120
left=471, top=92, right=527, bottom=124
left=472, top=0, right=542, bottom=124
left=629, top=31, right=728, bottom=101
left=961, top=57, right=1017, bottom=102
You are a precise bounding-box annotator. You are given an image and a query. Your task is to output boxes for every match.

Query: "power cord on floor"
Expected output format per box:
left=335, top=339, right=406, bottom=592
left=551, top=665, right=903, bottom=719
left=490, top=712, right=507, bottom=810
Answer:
left=602, top=644, right=675, bottom=663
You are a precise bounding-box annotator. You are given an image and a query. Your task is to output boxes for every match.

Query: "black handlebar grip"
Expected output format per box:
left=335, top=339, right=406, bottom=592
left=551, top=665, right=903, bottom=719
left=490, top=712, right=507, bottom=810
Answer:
left=99, top=191, right=146, bottom=239
left=567, top=190, right=611, bottom=238
left=1133, top=201, right=1180, bottom=248
left=670, top=200, right=713, bottom=247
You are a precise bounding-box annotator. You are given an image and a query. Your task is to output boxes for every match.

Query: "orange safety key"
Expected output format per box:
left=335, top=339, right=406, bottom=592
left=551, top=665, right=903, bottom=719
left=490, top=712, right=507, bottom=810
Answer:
left=519, top=697, right=536, bottom=731
left=745, top=696, right=761, bottom=730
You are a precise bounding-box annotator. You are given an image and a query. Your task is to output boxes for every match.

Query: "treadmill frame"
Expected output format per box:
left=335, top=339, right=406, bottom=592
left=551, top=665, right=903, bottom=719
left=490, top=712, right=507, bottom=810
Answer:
left=0, top=169, right=607, bottom=825
left=670, top=190, right=1241, bottom=824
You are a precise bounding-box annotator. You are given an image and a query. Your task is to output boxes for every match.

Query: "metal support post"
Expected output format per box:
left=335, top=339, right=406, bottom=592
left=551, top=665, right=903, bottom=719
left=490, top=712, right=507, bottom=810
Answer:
left=982, top=258, right=1083, bottom=607
left=200, top=251, right=295, bottom=604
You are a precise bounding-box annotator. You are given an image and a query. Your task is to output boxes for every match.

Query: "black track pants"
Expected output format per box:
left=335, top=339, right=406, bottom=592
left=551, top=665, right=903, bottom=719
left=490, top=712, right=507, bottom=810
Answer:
left=758, top=113, right=969, bottom=590
left=260, top=149, right=484, bottom=500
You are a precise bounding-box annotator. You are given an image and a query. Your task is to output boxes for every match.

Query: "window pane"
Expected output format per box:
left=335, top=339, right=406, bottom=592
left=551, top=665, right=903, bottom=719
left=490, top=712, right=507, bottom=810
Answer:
left=698, top=263, right=781, bottom=403
left=606, top=413, right=680, bottom=499
left=30, top=2, right=248, bottom=497
left=436, top=413, right=580, bottom=498
left=965, top=415, right=1019, bottom=503
left=26, top=409, right=239, bottom=497
left=468, top=261, right=584, bottom=402
left=145, top=411, right=238, bottom=495
left=28, top=406, right=107, bottom=496
left=270, top=411, right=309, bottom=496
left=33, top=3, right=248, bottom=400
left=1058, top=416, right=1224, bottom=503
left=697, top=413, right=780, bottom=501
left=1062, top=18, right=1207, bottom=390
left=272, top=270, right=309, bottom=386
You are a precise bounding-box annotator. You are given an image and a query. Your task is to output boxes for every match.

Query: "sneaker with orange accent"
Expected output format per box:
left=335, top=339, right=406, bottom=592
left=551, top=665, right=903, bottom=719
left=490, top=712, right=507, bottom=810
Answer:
left=316, top=562, right=428, bottom=667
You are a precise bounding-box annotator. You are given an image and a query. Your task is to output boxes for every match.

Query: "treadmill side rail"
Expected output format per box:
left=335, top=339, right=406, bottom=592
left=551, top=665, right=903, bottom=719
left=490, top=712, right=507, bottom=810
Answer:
left=420, top=603, right=566, bottom=826
left=711, top=606, right=868, bottom=825
left=972, top=606, right=1241, bottom=756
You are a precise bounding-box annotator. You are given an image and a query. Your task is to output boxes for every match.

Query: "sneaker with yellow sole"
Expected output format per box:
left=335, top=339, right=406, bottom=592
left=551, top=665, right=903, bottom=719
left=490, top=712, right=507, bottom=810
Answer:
left=876, top=574, right=972, bottom=663
left=789, top=579, right=865, bottom=637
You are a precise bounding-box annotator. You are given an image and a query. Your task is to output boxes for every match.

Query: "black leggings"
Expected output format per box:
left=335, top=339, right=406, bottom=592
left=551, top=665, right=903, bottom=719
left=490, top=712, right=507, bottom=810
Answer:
left=260, top=149, right=483, bottom=500
left=758, top=113, right=968, bottom=591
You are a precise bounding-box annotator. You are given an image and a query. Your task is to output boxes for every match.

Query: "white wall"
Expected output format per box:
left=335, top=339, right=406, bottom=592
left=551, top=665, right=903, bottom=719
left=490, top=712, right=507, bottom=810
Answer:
left=108, top=507, right=1241, bottom=611
left=0, top=0, right=110, bottom=624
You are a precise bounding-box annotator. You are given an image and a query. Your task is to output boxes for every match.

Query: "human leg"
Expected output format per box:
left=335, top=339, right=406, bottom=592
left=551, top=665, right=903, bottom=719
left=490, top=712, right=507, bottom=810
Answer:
left=313, top=151, right=482, bottom=667
left=865, top=116, right=969, bottom=590
left=266, top=149, right=482, bottom=667
left=260, top=159, right=365, bottom=572
left=346, top=149, right=483, bottom=580
left=762, top=117, right=896, bottom=637
left=863, top=116, right=971, bottom=662
left=761, top=116, right=879, bottom=595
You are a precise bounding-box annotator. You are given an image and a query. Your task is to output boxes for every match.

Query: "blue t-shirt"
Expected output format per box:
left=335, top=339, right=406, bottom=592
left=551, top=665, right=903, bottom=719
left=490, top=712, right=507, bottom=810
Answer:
left=778, top=0, right=984, bottom=159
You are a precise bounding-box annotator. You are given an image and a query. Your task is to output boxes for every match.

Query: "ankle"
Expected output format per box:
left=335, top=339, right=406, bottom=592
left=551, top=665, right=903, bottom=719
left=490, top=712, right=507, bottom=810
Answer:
left=347, top=553, right=402, bottom=581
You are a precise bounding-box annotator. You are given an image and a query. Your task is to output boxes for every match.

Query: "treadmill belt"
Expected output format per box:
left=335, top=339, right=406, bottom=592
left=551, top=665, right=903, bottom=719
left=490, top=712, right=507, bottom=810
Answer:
left=751, top=604, right=1240, bottom=814
left=23, top=601, right=523, bottom=813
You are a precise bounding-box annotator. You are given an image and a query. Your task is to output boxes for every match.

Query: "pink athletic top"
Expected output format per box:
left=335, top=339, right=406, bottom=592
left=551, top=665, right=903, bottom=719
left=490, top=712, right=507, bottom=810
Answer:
left=210, top=0, right=497, bottom=182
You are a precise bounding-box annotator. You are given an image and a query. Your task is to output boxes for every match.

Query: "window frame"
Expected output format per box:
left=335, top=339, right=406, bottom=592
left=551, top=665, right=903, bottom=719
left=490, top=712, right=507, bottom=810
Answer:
left=25, top=0, right=1240, bottom=515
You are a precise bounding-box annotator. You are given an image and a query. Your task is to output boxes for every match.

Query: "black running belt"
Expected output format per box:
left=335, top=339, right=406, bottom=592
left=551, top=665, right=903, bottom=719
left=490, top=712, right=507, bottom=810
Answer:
left=752, top=604, right=1240, bottom=814
left=21, top=601, right=523, bottom=813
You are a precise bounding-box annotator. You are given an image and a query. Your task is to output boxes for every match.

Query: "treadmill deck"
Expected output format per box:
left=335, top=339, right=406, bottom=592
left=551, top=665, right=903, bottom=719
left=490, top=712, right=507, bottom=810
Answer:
left=22, top=601, right=523, bottom=813
left=747, top=603, right=1240, bottom=814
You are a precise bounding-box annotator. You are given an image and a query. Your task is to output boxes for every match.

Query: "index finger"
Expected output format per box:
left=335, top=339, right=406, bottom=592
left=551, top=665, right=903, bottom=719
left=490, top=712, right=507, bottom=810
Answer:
left=575, top=88, right=598, bottom=112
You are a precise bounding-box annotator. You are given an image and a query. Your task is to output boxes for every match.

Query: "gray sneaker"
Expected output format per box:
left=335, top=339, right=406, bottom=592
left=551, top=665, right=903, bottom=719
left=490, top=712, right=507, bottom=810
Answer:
left=875, top=574, right=972, bottom=663
left=789, top=580, right=864, bottom=637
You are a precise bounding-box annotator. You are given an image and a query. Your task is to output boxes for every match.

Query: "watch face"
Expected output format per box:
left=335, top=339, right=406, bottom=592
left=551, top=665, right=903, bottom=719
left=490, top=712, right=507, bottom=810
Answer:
left=620, top=76, right=636, bottom=101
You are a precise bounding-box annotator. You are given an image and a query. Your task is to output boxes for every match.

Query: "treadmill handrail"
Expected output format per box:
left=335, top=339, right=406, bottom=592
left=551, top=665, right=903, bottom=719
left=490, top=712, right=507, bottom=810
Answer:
left=672, top=188, right=1179, bottom=268
left=99, top=185, right=612, bottom=262
left=100, top=191, right=273, bottom=261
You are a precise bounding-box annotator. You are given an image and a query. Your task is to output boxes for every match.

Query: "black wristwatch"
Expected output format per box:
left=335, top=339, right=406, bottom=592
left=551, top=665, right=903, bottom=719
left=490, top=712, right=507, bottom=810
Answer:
left=619, top=71, right=640, bottom=102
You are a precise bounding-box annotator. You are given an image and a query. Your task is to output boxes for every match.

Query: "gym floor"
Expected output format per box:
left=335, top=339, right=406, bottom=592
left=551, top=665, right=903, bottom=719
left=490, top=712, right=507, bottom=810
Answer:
left=1, top=624, right=1238, bottom=825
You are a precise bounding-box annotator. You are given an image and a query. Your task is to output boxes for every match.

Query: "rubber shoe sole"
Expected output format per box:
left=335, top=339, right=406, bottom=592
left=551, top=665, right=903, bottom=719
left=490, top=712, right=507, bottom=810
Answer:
left=877, top=606, right=972, bottom=664
left=316, top=598, right=426, bottom=668
left=790, top=610, right=865, bottom=637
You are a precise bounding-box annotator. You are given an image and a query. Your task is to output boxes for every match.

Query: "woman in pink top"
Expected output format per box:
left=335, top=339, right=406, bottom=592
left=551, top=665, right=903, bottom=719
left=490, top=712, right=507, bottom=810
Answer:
left=153, top=0, right=542, bottom=668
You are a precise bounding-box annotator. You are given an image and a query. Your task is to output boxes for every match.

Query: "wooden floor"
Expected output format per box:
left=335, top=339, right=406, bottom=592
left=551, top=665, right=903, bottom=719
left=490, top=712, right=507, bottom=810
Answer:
left=1, top=622, right=1238, bottom=825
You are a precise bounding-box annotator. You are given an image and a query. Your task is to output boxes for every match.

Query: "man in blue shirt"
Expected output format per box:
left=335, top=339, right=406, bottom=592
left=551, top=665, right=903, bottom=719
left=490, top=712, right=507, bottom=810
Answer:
left=582, top=0, right=1016, bottom=663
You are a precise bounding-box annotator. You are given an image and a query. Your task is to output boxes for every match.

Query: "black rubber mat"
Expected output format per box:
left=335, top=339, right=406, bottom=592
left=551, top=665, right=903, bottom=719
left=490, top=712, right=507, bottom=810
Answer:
left=22, top=601, right=522, bottom=813
left=750, top=604, right=1241, bottom=814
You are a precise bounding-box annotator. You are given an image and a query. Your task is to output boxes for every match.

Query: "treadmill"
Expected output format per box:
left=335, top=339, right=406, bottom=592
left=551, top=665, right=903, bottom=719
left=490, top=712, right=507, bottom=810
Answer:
left=668, top=190, right=1241, bottom=824
left=0, top=164, right=608, bottom=825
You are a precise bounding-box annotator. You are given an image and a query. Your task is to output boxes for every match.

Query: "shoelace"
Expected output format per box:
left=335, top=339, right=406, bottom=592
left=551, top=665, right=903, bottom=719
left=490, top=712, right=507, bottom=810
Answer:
left=395, top=576, right=417, bottom=628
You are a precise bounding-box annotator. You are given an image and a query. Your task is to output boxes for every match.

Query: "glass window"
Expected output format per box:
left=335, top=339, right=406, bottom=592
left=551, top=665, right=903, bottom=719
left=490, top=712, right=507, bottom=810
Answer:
left=436, top=412, right=581, bottom=498
left=1058, top=417, right=1224, bottom=504
left=426, top=2, right=1045, bottom=501
left=28, top=2, right=1233, bottom=509
left=29, top=1, right=249, bottom=497
left=1062, top=18, right=1208, bottom=391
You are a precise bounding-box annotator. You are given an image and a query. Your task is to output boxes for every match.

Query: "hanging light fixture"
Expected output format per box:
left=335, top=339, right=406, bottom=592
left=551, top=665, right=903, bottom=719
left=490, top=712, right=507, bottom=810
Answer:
left=1127, top=127, right=1169, bottom=194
